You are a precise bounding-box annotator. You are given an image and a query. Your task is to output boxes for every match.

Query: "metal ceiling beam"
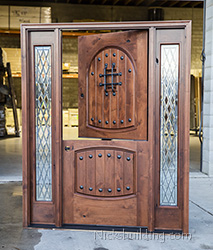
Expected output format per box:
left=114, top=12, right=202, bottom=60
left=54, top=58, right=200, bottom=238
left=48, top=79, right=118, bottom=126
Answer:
left=124, top=0, right=132, bottom=5
left=135, top=0, right=145, bottom=6
left=113, top=0, right=120, bottom=4
left=168, top=0, right=202, bottom=2
left=158, top=0, right=168, bottom=6
left=145, top=0, right=156, bottom=6
left=179, top=1, right=190, bottom=7
left=168, top=1, right=179, bottom=7
left=191, top=1, right=202, bottom=7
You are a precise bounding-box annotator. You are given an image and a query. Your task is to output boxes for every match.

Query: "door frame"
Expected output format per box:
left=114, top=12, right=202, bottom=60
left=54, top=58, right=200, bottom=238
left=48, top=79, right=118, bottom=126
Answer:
left=21, top=21, right=191, bottom=232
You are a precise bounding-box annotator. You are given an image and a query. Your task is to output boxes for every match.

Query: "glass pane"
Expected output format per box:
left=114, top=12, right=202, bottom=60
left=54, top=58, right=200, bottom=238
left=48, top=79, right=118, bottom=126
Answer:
left=35, top=46, right=52, bottom=201
left=160, top=45, right=179, bottom=206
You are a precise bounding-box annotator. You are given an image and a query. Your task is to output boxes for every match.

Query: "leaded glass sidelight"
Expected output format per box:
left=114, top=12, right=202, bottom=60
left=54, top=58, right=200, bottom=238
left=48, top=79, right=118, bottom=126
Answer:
left=35, top=46, right=52, bottom=201
left=160, top=45, right=179, bottom=206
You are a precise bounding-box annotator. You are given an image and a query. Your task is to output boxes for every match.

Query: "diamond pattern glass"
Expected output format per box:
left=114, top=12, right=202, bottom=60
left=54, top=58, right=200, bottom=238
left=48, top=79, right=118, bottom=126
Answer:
left=35, top=46, right=52, bottom=201
left=160, top=45, right=179, bottom=206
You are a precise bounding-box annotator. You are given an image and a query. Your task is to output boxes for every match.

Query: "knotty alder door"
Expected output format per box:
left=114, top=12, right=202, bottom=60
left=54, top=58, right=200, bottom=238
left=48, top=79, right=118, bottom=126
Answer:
left=21, top=21, right=191, bottom=233
left=63, top=30, right=148, bottom=227
left=78, top=31, right=147, bottom=140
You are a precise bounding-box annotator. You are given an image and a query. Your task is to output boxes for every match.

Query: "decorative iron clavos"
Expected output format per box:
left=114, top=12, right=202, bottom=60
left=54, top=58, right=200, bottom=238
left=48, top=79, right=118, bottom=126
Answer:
left=89, top=154, right=93, bottom=159
left=105, top=53, right=108, bottom=57
left=117, top=155, right=121, bottom=159
left=89, top=187, right=93, bottom=191
left=113, top=120, right=116, bottom=124
left=105, top=121, right=109, bottom=124
left=126, top=186, right=130, bottom=191
left=128, top=118, right=132, bottom=122
left=98, top=153, right=102, bottom=158
left=107, top=153, right=111, bottom=158
left=80, top=185, right=84, bottom=189
left=79, top=156, right=83, bottom=160
left=117, top=188, right=121, bottom=192
left=99, top=188, right=103, bottom=192
left=98, top=119, right=101, bottom=123
left=91, top=72, right=94, bottom=76
left=128, top=69, right=132, bottom=73
left=126, top=157, right=131, bottom=161
left=98, top=57, right=101, bottom=61
left=120, top=120, right=124, bottom=124
left=108, top=188, right=112, bottom=193
left=91, top=117, right=94, bottom=121
left=113, top=53, right=116, bottom=57
left=120, top=56, right=124, bottom=60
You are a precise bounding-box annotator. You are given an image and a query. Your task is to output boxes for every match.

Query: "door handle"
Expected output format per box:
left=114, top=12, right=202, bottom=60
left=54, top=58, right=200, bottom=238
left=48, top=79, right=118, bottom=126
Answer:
left=65, top=146, right=70, bottom=151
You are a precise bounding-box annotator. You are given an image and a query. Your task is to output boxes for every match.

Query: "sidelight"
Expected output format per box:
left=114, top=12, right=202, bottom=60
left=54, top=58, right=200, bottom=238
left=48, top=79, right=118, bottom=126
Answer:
left=160, top=44, right=179, bottom=206
left=35, top=46, right=52, bottom=201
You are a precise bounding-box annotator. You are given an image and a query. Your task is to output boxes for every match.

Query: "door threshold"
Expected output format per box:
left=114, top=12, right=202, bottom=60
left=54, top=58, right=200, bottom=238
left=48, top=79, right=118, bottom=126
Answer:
left=29, top=224, right=182, bottom=234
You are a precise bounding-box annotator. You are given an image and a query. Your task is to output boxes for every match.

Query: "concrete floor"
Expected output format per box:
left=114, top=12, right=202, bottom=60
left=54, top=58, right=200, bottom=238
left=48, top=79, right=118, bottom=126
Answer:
left=0, top=134, right=213, bottom=250
left=0, top=175, right=213, bottom=250
left=0, top=136, right=22, bottom=182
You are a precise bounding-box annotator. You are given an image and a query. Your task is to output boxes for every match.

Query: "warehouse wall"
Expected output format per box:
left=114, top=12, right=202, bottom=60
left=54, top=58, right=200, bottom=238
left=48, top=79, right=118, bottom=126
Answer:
left=0, top=34, right=20, bottom=48
left=51, top=3, right=149, bottom=22
left=0, top=1, right=149, bottom=22
left=163, top=7, right=203, bottom=77
left=0, top=3, right=203, bottom=109
left=203, top=0, right=213, bottom=176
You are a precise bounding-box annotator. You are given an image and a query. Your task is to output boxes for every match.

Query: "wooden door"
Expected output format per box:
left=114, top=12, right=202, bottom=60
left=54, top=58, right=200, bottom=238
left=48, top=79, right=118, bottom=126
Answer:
left=78, top=31, right=147, bottom=140
left=21, top=21, right=190, bottom=232
left=63, top=30, right=148, bottom=226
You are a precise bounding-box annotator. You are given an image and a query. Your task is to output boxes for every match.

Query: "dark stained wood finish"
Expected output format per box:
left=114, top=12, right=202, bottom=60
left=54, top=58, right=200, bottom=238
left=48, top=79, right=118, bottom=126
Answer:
left=28, top=31, right=56, bottom=224
left=21, top=20, right=192, bottom=30
left=21, top=25, right=31, bottom=227
left=54, top=28, right=63, bottom=227
left=147, top=27, right=156, bottom=232
left=88, top=47, right=135, bottom=130
left=78, top=30, right=148, bottom=140
left=154, top=28, right=190, bottom=232
left=182, top=22, right=191, bottom=234
left=73, top=195, right=137, bottom=226
left=63, top=140, right=139, bottom=226
left=75, top=148, right=135, bottom=197
left=21, top=21, right=191, bottom=232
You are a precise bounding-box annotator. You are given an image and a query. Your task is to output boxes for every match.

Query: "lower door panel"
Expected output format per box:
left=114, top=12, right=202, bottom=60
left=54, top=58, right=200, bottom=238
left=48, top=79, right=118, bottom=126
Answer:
left=73, top=195, right=137, bottom=226
left=62, top=140, right=144, bottom=227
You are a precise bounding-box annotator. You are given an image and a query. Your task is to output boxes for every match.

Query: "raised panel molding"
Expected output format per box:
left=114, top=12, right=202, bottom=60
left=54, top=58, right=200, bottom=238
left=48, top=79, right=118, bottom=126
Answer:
left=88, top=47, right=136, bottom=130
left=75, top=147, right=136, bottom=197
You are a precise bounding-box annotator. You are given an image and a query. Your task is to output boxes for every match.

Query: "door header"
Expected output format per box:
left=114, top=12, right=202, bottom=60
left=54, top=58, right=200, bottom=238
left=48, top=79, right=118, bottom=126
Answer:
left=21, top=20, right=191, bottom=31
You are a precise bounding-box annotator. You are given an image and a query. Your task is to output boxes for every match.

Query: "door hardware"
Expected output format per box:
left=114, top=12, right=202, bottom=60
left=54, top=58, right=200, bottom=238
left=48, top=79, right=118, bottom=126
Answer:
left=99, top=62, right=122, bottom=96
left=65, top=146, right=70, bottom=151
